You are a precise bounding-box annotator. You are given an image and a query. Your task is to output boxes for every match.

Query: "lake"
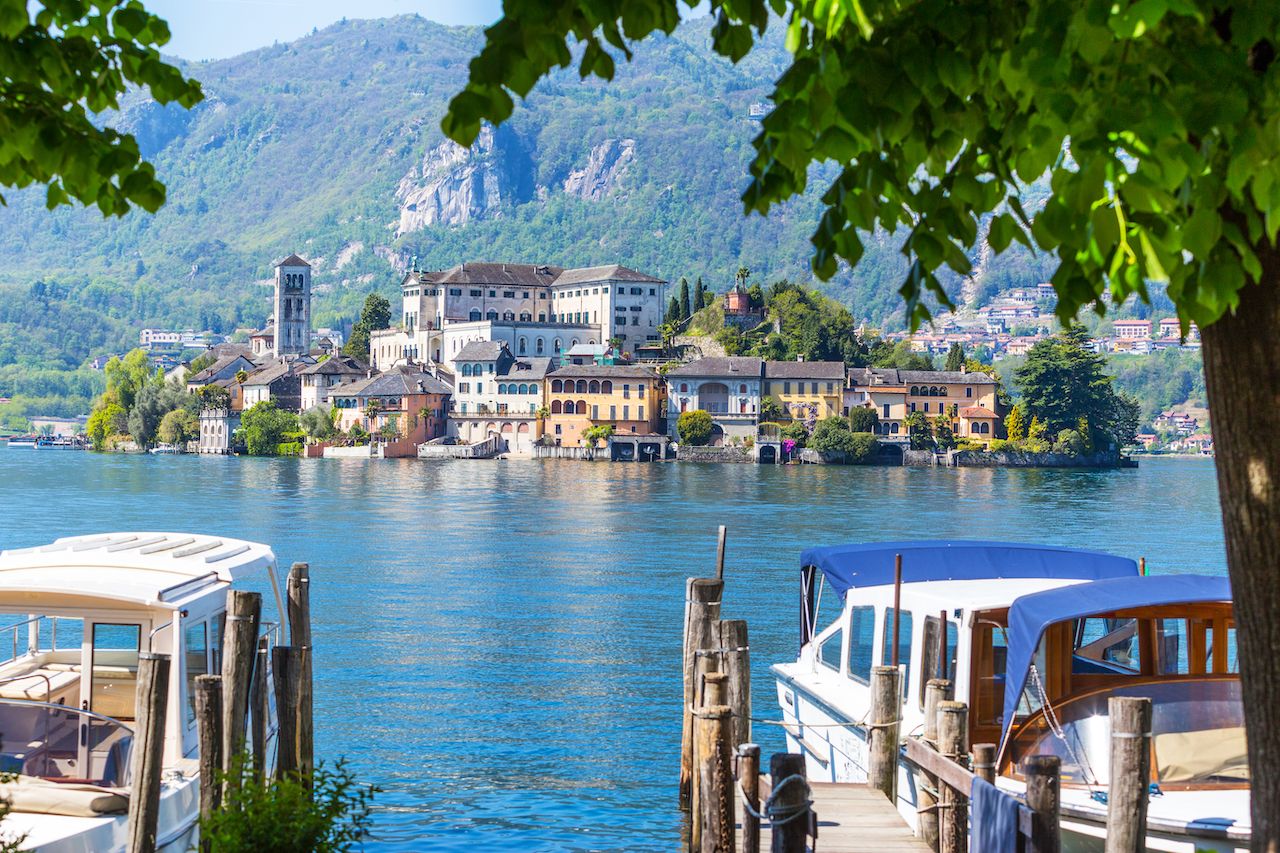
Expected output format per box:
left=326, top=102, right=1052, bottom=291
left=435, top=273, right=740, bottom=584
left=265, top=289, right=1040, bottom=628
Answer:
left=0, top=450, right=1226, bottom=850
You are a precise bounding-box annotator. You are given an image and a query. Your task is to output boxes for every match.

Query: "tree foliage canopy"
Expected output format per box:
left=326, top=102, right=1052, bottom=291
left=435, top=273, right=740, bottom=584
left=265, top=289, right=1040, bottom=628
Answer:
left=445, top=0, right=1279, bottom=333
left=0, top=0, right=202, bottom=214
left=677, top=408, right=713, bottom=445
left=1015, top=326, right=1138, bottom=446
left=343, top=293, right=391, bottom=361
left=239, top=400, right=300, bottom=456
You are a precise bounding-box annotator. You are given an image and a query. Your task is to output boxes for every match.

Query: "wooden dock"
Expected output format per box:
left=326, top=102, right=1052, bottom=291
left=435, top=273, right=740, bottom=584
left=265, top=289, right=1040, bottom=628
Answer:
left=737, top=778, right=931, bottom=853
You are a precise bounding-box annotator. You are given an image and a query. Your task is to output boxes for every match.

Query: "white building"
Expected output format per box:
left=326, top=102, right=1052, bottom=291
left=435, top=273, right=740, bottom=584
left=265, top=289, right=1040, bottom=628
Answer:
left=448, top=340, right=553, bottom=454
left=198, top=408, right=240, bottom=454
left=665, top=357, right=764, bottom=445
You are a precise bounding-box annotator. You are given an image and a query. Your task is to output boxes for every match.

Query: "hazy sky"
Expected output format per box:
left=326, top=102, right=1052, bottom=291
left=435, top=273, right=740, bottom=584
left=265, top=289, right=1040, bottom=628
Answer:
left=146, top=0, right=504, bottom=62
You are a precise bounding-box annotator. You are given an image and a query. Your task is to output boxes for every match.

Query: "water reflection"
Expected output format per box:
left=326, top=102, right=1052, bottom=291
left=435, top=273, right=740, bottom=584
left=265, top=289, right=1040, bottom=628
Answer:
left=0, top=451, right=1225, bottom=850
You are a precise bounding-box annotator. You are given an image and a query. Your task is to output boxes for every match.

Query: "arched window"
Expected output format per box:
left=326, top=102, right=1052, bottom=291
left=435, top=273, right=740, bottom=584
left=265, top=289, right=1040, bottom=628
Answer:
left=571, top=338, right=580, bottom=348
left=739, top=384, right=747, bottom=394
left=601, top=381, right=612, bottom=394
left=551, top=379, right=563, bottom=393
left=516, top=384, right=526, bottom=395
left=576, top=379, right=588, bottom=394
left=536, top=339, right=545, bottom=355
left=486, top=310, right=498, bottom=322
left=563, top=401, right=575, bottom=414
left=588, top=339, right=596, bottom=345
left=589, top=380, right=601, bottom=394
left=910, top=386, right=919, bottom=395
left=980, top=422, right=990, bottom=434
left=891, top=422, right=900, bottom=434
left=577, top=400, right=587, bottom=413
left=554, top=339, right=562, bottom=353
left=499, top=384, right=508, bottom=394
left=520, top=313, right=532, bottom=322
left=519, top=337, right=528, bottom=355
left=551, top=400, right=563, bottom=414
left=680, top=383, right=688, bottom=393
left=462, top=364, right=472, bottom=377
left=939, top=387, right=948, bottom=396
left=469, top=309, right=482, bottom=322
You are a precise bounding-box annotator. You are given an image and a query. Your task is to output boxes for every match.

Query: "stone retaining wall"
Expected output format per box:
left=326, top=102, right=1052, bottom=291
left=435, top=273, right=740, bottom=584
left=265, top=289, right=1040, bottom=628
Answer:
left=952, top=449, right=1123, bottom=468
left=677, top=446, right=753, bottom=464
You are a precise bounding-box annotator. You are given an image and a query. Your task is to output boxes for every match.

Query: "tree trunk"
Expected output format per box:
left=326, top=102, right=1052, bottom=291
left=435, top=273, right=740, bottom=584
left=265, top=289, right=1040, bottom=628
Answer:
left=1199, top=265, right=1280, bottom=853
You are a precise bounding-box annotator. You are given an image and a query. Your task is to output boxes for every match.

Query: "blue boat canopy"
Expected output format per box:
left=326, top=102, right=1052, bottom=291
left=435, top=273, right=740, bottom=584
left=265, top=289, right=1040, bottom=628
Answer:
left=1001, top=574, right=1233, bottom=742
left=801, top=540, right=1138, bottom=599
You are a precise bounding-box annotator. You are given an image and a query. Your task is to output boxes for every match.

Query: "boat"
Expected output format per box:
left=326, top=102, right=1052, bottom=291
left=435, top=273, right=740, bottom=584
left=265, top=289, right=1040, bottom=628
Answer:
left=33, top=438, right=81, bottom=451
left=0, top=532, right=284, bottom=851
left=772, top=540, right=1245, bottom=853
left=4, top=436, right=37, bottom=449
left=148, top=445, right=181, bottom=455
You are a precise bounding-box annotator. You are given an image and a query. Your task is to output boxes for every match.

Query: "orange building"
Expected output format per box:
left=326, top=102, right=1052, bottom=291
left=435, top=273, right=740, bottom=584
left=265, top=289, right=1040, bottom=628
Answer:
left=544, top=365, right=666, bottom=448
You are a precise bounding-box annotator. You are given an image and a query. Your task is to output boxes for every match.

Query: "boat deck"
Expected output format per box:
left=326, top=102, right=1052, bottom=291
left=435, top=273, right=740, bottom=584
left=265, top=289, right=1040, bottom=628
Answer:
left=738, top=778, right=931, bottom=852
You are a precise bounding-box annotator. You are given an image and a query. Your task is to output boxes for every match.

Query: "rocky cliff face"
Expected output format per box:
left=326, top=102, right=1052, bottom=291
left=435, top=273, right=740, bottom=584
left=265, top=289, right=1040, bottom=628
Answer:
left=394, top=125, right=534, bottom=235
left=562, top=138, right=635, bottom=200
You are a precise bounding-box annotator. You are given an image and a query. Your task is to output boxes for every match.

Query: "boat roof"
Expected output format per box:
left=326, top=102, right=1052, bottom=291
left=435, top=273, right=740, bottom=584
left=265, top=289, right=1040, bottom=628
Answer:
left=1001, top=573, right=1232, bottom=743
left=841, top=577, right=1088, bottom=611
left=803, top=540, right=1138, bottom=599
left=0, top=532, right=277, bottom=609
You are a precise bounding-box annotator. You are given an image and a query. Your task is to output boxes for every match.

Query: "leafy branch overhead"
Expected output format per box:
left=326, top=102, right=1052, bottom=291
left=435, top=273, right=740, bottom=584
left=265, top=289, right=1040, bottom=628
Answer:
left=443, top=0, right=1280, bottom=333
left=0, top=0, right=203, bottom=214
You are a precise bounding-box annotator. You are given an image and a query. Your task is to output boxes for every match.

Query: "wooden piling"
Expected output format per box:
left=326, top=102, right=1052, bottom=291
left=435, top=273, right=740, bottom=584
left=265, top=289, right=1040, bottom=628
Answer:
left=868, top=665, right=901, bottom=803
left=972, top=743, right=996, bottom=785
left=194, top=675, right=223, bottom=853
left=127, top=652, right=170, bottom=853
left=220, top=589, right=261, bottom=795
left=768, top=753, right=808, bottom=853
left=937, top=701, right=969, bottom=853
left=1105, top=697, right=1152, bottom=853
left=249, top=638, right=268, bottom=778
left=681, top=578, right=724, bottom=810
left=1024, top=754, right=1062, bottom=853
left=272, top=644, right=304, bottom=779
left=917, top=678, right=952, bottom=851
left=693, top=670, right=728, bottom=852
left=717, top=619, right=750, bottom=751
left=695, top=703, right=735, bottom=853
left=716, top=526, right=728, bottom=580
left=737, top=743, right=761, bottom=853
left=287, top=562, right=313, bottom=781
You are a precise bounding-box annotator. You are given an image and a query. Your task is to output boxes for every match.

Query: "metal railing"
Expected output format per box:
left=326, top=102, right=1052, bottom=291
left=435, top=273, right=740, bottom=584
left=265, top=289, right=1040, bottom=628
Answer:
left=0, top=615, right=75, bottom=665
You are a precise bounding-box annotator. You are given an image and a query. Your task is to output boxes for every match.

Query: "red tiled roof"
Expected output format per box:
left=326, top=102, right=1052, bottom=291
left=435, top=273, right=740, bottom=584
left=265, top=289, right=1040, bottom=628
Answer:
left=959, top=406, right=997, bottom=418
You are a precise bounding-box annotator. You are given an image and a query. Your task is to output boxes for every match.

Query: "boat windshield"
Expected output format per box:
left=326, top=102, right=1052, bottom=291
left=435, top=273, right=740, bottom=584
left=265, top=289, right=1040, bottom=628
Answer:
left=1005, top=678, right=1245, bottom=788
left=0, top=699, right=133, bottom=786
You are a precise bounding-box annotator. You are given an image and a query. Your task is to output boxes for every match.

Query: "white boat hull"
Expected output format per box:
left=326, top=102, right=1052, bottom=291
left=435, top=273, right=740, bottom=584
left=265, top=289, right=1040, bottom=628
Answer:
left=774, top=666, right=1248, bottom=853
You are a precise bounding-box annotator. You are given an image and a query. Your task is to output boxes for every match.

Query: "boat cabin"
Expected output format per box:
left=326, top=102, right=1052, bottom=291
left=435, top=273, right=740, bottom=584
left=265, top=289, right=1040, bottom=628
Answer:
left=0, top=532, right=282, bottom=847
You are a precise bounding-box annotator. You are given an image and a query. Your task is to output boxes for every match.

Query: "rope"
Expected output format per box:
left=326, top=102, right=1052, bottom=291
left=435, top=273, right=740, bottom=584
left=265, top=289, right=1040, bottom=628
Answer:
left=737, top=773, right=814, bottom=829
left=1029, top=664, right=1101, bottom=791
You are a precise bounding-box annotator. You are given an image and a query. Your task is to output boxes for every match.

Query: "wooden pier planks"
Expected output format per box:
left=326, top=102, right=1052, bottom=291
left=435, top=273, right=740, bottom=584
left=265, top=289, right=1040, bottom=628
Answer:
left=736, top=779, right=932, bottom=853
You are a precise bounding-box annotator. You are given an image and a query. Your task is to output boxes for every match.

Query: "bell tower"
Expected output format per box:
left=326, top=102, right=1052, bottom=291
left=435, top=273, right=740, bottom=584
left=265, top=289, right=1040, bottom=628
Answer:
left=273, top=253, right=311, bottom=357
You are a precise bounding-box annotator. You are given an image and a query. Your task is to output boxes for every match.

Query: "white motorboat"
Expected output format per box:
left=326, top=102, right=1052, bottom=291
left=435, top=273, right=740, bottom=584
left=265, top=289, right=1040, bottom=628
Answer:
left=773, top=540, right=1246, bottom=853
left=0, top=533, right=283, bottom=851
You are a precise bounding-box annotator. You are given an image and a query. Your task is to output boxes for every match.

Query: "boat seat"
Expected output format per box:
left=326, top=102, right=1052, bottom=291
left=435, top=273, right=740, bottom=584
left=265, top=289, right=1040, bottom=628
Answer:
left=1154, top=726, right=1250, bottom=782
left=0, top=668, right=80, bottom=702
left=0, top=776, right=127, bottom=817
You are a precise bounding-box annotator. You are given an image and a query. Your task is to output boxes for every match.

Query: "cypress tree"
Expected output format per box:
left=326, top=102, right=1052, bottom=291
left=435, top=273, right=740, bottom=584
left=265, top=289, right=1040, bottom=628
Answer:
left=678, top=277, right=691, bottom=320
left=945, top=342, right=966, bottom=372
left=666, top=295, right=680, bottom=322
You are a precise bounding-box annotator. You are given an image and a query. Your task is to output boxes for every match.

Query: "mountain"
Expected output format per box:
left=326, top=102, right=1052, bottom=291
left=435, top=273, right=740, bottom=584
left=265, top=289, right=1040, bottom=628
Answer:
left=0, top=13, right=1052, bottom=411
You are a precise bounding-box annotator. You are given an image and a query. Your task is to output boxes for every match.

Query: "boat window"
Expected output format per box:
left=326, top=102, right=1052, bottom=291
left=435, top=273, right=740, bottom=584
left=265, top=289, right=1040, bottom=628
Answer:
left=185, top=621, right=208, bottom=726
left=881, top=608, right=913, bottom=697
left=920, top=616, right=959, bottom=708
left=973, top=619, right=1011, bottom=727
left=1074, top=617, right=1140, bottom=673
left=819, top=626, right=843, bottom=671
left=91, top=623, right=141, bottom=720
left=211, top=611, right=225, bottom=673
left=847, top=606, right=876, bottom=685
left=815, top=580, right=844, bottom=672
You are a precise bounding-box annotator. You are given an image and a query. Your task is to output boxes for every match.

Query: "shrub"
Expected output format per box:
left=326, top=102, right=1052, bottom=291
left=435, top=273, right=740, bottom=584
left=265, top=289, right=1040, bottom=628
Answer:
left=809, top=416, right=856, bottom=452
left=988, top=438, right=1013, bottom=452
left=848, top=406, right=879, bottom=433
left=1054, top=428, right=1087, bottom=455
left=955, top=439, right=986, bottom=452
left=677, top=409, right=714, bottom=445
left=847, top=432, right=880, bottom=463
left=201, top=760, right=377, bottom=853
left=780, top=421, right=809, bottom=448
left=276, top=441, right=303, bottom=456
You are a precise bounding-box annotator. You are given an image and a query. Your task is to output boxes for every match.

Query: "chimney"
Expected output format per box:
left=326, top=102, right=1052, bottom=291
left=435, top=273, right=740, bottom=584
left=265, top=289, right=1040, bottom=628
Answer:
left=796, top=354, right=804, bottom=362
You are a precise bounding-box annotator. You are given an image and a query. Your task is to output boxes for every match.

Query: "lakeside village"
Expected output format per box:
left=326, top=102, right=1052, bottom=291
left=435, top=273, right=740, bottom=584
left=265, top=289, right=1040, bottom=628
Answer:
left=20, top=253, right=1206, bottom=465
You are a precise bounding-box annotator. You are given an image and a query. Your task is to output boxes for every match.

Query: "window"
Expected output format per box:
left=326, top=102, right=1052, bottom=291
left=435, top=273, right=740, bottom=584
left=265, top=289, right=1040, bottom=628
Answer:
left=882, top=608, right=914, bottom=696
left=523, top=291, right=530, bottom=298
left=924, top=402, right=930, bottom=413
left=882, top=403, right=891, bottom=419
left=592, top=405, right=599, bottom=419
left=966, top=387, right=973, bottom=398
left=450, top=288, right=462, bottom=296
left=920, top=617, right=959, bottom=708
left=610, top=405, right=617, bottom=419
left=811, top=382, right=818, bottom=394
left=638, top=384, right=645, bottom=398
left=847, top=606, right=876, bottom=685
left=537, top=339, right=545, bottom=354
left=486, top=310, right=498, bottom=322
left=470, top=289, right=482, bottom=297
left=469, top=309, right=482, bottom=321
left=623, top=405, right=629, bottom=420
left=680, top=383, right=689, bottom=393
left=551, top=400, right=562, bottom=414
left=184, top=620, right=208, bottom=725
left=520, top=313, right=532, bottom=322
left=489, top=290, right=496, bottom=297
left=551, top=379, right=562, bottom=393
left=91, top=622, right=142, bottom=719
left=504, top=291, right=516, bottom=298
left=650, top=288, right=656, bottom=295
left=1075, top=617, right=1140, bottom=672
left=639, top=406, right=645, bottom=420
left=519, top=337, right=528, bottom=354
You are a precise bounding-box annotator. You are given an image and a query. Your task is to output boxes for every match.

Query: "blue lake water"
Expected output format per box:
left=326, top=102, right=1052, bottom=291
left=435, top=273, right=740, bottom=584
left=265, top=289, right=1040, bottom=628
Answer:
left=0, top=450, right=1225, bottom=850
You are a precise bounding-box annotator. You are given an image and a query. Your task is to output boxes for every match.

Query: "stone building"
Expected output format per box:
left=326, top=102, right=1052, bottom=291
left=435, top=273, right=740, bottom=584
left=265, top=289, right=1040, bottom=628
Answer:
left=272, top=254, right=312, bottom=357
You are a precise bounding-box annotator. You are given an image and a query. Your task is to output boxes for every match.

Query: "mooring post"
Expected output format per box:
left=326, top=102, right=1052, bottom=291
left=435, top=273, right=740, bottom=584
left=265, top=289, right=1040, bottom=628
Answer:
left=271, top=644, right=304, bottom=779
left=768, top=753, right=808, bottom=853
left=249, top=638, right=268, bottom=779
left=220, top=589, right=261, bottom=796
left=937, top=700, right=969, bottom=853
left=693, top=671, right=728, bottom=852
left=737, top=743, right=761, bottom=853
left=127, top=652, right=170, bottom=853
left=1024, top=754, right=1062, bottom=853
left=681, top=578, right=723, bottom=810
left=717, top=619, right=750, bottom=751
left=868, top=665, right=901, bottom=802
left=715, top=525, right=728, bottom=580
left=287, top=561, right=313, bottom=781
left=194, top=675, right=223, bottom=853
left=918, top=678, right=952, bottom=851
left=972, top=743, right=996, bottom=784
left=1105, top=697, right=1152, bottom=853
left=695, top=701, right=735, bottom=853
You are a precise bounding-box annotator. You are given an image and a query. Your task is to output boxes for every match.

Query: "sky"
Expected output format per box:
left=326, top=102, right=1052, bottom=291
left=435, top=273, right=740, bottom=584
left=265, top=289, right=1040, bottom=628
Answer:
left=145, top=0, right=505, bottom=62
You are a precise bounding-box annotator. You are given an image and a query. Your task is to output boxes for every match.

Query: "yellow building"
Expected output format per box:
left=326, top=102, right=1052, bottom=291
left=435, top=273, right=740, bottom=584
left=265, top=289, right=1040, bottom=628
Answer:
left=762, top=360, right=845, bottom=424
left=545, top=365, right=667, bottom=448
left=845, top=368, right=1002, bottom=444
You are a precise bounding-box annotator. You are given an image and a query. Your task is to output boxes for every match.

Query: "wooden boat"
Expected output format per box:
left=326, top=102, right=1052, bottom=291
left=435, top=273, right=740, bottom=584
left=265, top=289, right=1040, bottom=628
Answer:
left=0, top=533, right=283, bottom=851
left=772, top=540, right=1245, bottom=852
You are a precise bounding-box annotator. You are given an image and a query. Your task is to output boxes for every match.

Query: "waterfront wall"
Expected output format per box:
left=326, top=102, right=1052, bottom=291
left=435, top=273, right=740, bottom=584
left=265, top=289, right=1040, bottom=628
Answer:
left=677, top=446, right=753, bottom=464
left=903, top=449, right=938, bottom=467
left=533, top=445, right=598, bottom=461
left=951, top=449, right=1123, bottom=468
